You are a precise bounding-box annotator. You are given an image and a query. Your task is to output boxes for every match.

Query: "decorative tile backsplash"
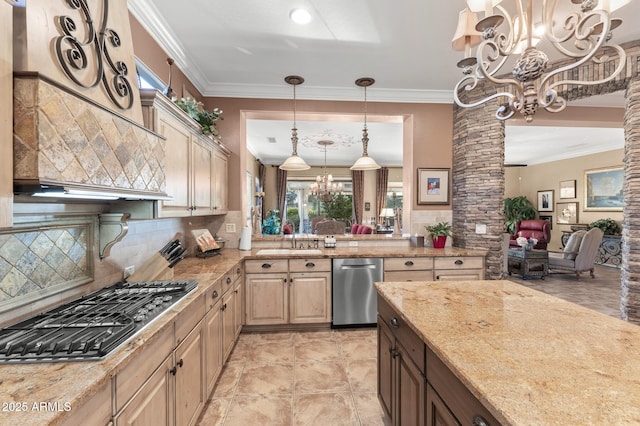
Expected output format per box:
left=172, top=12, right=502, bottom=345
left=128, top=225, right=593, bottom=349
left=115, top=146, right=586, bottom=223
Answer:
left=0, top=225, right=91, bottom=304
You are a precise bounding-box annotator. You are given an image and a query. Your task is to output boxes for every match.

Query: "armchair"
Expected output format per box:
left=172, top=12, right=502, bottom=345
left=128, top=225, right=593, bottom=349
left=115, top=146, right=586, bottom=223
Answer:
left=509, top=219, right=551, bottom=250
left=548, top=228, right=604, bottom=279
left=315, top=220, right=347, bottom=235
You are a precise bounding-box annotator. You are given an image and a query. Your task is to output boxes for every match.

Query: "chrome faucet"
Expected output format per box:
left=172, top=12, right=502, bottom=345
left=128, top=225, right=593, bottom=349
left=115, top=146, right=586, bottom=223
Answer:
left=284, top=219, right=296, bottom=248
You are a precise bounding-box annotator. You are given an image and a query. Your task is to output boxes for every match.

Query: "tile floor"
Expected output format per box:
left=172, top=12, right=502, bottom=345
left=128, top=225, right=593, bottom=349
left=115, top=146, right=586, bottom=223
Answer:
left=197, top=265, right=623, bottom=426
left=197, top=328, right=388, bottom=426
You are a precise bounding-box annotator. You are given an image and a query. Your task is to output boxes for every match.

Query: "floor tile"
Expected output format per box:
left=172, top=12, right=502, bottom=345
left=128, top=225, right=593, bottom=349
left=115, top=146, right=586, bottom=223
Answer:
left=295, top=361, right=351, bottom=394
left=293, top=392, right=358, bottom=426
left=235, top=363, right=293, bottom=396
left=345, top=358, right=377, bottom=393
left=294, top=338, right=341, bottom=362
left=339, top=337, right=377, bottom=361
left=352, top=393, right=390, bottom=426
left=224, top=395, right=292, bottom=425
left=198, top=398, right=232, bottom=426
left=212, top=364, right=243, bottom=398
left=249, top=339, right=295, bottom=363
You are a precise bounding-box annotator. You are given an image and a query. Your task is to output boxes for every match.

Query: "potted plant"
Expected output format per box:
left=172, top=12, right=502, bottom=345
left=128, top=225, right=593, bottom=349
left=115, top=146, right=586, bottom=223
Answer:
left=503, top=196, right=537, bottom=234
left=425, top=221, right=452, bottom=248
left=173, top=97, right=223, bottom=137
left=588, top=218, right=621, bottom=235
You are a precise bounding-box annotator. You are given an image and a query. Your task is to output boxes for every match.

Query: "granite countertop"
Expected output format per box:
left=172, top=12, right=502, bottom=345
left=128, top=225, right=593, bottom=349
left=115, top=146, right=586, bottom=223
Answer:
left=242, top=246, right=488, bottom=259
left=375, top=280, right=640, bottom=425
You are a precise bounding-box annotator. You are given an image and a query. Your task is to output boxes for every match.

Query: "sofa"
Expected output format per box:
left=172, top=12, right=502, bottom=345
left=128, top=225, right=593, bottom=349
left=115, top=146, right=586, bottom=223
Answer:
left=509, top=219, right=551, bottom=250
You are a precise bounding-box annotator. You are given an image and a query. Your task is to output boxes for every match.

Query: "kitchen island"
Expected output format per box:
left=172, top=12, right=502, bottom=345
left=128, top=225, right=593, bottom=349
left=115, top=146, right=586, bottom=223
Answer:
left=376, top=279, right=640, bottom=425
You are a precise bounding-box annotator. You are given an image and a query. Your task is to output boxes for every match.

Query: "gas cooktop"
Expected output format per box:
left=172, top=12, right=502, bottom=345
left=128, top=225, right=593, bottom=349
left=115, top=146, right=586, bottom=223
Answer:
left=0, top=280, right=197, bottom=364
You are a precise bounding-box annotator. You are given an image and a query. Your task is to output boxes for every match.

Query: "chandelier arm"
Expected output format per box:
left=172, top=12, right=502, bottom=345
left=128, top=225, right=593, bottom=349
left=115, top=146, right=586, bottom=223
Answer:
left=493, top=3, right=523, bottom=56
left=546, top=10, right=609, bottom=59
left=453, top=79, right=517, bottom=110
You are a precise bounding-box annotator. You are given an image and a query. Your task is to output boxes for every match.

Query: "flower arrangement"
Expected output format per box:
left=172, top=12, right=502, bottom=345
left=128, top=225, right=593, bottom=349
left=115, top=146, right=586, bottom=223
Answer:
left=516, top=236, right=538, bottom=250
left=173, top=97, right=223, bottom=137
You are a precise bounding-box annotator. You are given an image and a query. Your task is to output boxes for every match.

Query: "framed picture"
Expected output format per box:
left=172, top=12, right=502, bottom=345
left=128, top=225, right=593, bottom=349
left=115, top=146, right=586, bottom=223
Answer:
left=559, top=179, right=576, bottom=199
left=584, top=166, right=624, bottom=211
left=557, top=202, right=579, bottom=224
left=417, top=168, right=450, bottom=205
left=539, top=215, right=553, bottom=230
left=537, top=190, right=554, bottom=212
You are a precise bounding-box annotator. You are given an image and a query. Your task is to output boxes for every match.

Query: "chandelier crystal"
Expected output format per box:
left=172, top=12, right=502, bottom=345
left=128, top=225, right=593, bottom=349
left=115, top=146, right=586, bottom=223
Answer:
left=452, top=0, right=628, bottom=122
left=280, top=75, right=310, bottom=170
left=310, top=140, right=343, bottom=202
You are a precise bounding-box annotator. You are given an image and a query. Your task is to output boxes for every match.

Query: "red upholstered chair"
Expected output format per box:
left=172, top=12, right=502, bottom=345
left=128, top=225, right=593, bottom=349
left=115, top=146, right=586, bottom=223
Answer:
left=509, top=219, right=551, bottom=250
left=351, top=224, right=360, bottom=234
left=358, top=225, right=373, bottom=234
left=283, top=224, right=293, bottom=234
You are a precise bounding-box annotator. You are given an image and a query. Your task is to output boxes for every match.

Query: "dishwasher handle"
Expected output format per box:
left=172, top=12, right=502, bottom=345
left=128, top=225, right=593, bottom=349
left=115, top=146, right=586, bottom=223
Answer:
left=339, top=264, right=378, bottom=270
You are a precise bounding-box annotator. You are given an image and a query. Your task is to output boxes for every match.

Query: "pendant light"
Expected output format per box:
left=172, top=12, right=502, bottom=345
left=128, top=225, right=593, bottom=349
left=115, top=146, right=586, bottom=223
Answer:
left=280, top=75, right=310, bottom=170
left=351, top=77, right=380, bottom=170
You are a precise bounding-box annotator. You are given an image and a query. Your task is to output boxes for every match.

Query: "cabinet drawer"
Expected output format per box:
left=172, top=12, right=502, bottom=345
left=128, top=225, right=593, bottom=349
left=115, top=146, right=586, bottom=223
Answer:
left=289, top=258, right=331, bottom=272
left=175, top=295, right=205, bottom=346
left=426, top=347, right=499, bottom=426
left=115, top=325, right=173, bottom=412
left=434, top=256, right=483, bottom=270
left=384, top=270, right=433, bottom=282
left=435, top=269, right=484, bottom=281
left=221, top=270, right=235, bottom=292
left=377, top=295, right=425, bottom=374
left=205, top=278, right=223, bottom=312
left=385, top=257, right=433, bottom=271
left=245, top=259, right=288, bottom=273
left=232, top=262, right=243, bottom=282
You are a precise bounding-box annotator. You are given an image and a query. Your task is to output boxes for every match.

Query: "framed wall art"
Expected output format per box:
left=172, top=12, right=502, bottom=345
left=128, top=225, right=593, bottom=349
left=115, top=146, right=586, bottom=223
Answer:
left=539, top=215, right=553, bottom=230
left=559, top=179, right=576, bottom=199
left=537, top=189, right=554, bottom=212
left=557, top=202, right=579, bottom=224
left=584, top=166, right=624, bottom=211
left=417, top=168, right=450, bottom=205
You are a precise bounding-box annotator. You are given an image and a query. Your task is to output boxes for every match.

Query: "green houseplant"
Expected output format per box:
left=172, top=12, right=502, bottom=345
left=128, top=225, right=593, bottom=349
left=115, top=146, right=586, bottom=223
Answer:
left=589, top=218, right=621, bottom=235
left=173, top=97, right=223, bottom=137
left=425, top=221, right=452, bottom=248
left=503, top=196, right=537, bottom=234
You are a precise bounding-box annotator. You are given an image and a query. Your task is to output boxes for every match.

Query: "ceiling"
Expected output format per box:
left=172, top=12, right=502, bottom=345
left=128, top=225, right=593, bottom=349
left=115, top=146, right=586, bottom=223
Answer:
left=129, top=0, right=639, bottom=167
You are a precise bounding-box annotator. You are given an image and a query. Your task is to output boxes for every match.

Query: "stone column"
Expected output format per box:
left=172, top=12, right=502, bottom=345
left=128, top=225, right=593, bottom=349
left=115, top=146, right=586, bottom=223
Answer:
left=452, top=98, right=506, bottom=279
left=622, top=75, right=640, bottom=323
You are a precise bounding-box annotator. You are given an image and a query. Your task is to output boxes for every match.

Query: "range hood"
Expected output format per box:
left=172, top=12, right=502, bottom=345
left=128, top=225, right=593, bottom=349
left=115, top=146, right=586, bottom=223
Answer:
left=13, top=74, right=168, bottom=202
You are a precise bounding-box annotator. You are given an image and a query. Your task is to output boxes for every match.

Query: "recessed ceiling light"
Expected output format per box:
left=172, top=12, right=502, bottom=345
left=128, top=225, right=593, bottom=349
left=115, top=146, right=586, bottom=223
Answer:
left=290, top=8, right=312, bottom=25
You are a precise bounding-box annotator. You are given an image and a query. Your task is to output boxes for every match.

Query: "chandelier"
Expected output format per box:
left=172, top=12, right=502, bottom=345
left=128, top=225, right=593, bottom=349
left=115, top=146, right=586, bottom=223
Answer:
left=452, top=0, right=628, bottom=122
left=310, top=140, right=343, bottom=202
left=280, top=75, right=310, bottom=170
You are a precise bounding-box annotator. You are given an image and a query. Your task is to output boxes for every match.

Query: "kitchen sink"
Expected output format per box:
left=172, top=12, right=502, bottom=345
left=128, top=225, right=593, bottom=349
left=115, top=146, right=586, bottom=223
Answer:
left=256, top=249, right=323, bottom=255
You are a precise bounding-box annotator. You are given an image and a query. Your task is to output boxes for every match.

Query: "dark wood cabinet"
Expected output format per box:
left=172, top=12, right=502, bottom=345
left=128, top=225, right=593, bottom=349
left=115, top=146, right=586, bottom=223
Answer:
left=427, top=383, right=459, bottom=426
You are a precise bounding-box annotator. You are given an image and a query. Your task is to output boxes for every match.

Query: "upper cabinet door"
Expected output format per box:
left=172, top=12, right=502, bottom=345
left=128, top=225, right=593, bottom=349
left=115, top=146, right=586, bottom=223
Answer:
left=191, top=138, right=214, bottom=215
left=158, top=111, right=192, bottom=216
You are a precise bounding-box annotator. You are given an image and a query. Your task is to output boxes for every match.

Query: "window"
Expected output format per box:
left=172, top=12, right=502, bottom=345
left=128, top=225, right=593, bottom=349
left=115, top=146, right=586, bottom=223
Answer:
left=135, top=58, right=165, bottom=91
left=286, top=179, right=353, bottom=233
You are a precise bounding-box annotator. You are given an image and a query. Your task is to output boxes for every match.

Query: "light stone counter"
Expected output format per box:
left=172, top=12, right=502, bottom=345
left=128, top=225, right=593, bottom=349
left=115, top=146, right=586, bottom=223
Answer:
left=375, top=280, right=640, bottom=425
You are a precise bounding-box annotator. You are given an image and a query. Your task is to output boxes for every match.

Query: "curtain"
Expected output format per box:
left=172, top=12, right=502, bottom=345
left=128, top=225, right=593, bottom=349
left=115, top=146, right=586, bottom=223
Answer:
left=258, top=161, right=266, bottom=223
left=376, top=167, right=389, bottom=221
left=351, top=169, right=364, bottom=225
left=276, top=167, right=287, bottom=228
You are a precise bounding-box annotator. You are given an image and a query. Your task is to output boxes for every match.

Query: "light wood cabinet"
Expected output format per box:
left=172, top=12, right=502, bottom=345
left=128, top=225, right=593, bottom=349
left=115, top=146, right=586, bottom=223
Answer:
left=0, top=1, right=12, bottom=228
left=140, top=90, right=229, bottom=217
left=174, top=321, right=205, bottom=426
left=116, top=356, right=174, bottom=426
left=204, top=292, right=223, bottom=397
left=434, top=256, right=484, bottom=281
left=384, top=257, right=434, bottom=282
left=245, top=258, right=331, bottom=326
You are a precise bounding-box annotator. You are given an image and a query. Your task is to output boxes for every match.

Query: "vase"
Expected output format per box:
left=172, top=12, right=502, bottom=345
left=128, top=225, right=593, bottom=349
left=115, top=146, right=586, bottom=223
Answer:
left=432, top=236, right=447, bottom=248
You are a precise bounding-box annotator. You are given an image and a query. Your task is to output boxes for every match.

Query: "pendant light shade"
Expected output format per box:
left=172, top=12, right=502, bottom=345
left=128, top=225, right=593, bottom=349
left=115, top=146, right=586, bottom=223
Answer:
left=351, top=77, right=380, bottom=171
left=280, top=75, right=310, bottom=171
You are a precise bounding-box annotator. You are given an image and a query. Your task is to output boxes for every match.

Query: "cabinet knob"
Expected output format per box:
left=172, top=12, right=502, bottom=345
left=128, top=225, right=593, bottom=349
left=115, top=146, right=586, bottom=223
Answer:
left=404, top=260, right=414, bottom=266
left=236, top=267, right=241, bottom=274
left=212, top=290, right=219, bottom=299
left=389, top=347, right=399, bottom=359
left=472, top=415, right=489, bottom=426
left=305, top=262, right=315, bottom=268
left=177, top=358, right=184, bottom=368
left=262, top=263, right=272, bottom=269
left=170, top=366, right=177, bottom=375
left=455, top=259, right=464, bottom=265
left=390, top=317, right=399, bottom=328
left=226, top=277, right=232, bottom=284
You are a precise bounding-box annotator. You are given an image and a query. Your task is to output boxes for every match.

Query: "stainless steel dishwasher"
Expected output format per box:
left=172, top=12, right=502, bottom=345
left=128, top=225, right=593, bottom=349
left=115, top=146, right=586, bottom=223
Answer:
left=332, top=258, right=383, bottom=327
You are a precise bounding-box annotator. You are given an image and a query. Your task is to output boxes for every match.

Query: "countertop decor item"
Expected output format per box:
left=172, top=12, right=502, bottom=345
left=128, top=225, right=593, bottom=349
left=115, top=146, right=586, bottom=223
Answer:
left=262, top=209, right=281, bottom=235
left=452, top=0, right=628, bottom=122
left=425, top=221, right=452, bottom=248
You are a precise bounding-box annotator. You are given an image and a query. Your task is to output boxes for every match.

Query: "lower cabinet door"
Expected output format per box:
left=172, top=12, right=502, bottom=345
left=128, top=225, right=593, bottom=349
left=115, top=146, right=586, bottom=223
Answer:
left=175, top=321, right=205, bottom=426
left=245, top=273, right=288, bottom=325
left=426, top=383, right=459, bottom=426
left=377, top=319, right=395, bottom=421
left=116, top=356, right=174, bottom=426
left=205, top=300, right=223, bottom=397
left=289, top=272, right=331, bottom=323
left=397, top=343, right=425, bottom=426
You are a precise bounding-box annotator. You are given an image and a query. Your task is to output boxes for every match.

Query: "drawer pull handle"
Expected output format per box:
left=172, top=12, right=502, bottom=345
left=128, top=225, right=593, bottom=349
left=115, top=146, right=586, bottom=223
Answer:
left=226, top=277, right=232, bottom=284
left=404, top=260, right=414, bottom=266
left=236, top=267, right=241, bottom=274
left=455, top=259, right=464, bottom=265
left=389, top=348, right=399, bottom=359
left=170, top=366, right=177, bottom=375
left=177, top=358, right=184, bottom=368
left=472, top=415, right=489, bottom=426
left=212, top=290, right=219, bottom=299
left=390, top=317, right=399, bottom=328
left=305, top=262, right=315, bottom=268
left=262, top=263, right=272, bottom=269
